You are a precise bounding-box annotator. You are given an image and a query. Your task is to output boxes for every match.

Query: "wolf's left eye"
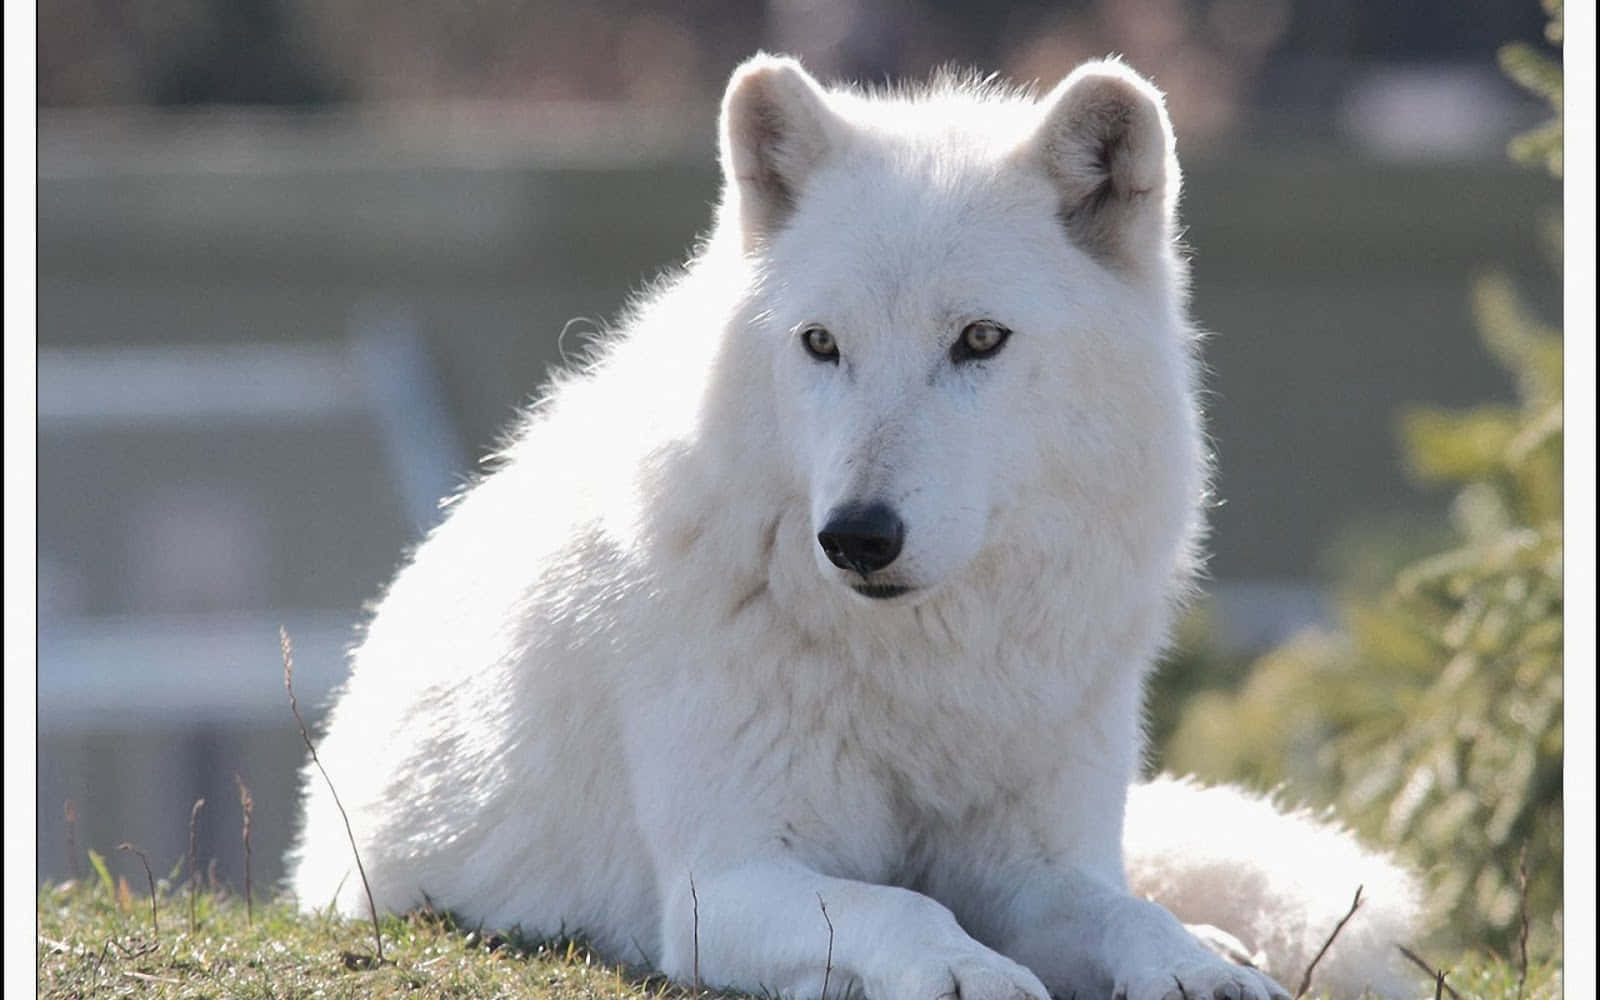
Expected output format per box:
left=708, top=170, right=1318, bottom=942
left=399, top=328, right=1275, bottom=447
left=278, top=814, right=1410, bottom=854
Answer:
left=951, top=321, right=1011, bottom=363
left=800, top=325, right=840, bottom=362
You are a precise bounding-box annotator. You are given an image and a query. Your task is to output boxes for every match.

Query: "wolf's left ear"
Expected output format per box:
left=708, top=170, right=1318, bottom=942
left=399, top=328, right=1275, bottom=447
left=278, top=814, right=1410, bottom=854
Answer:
left=719, top=54, right=841, bottom=252
left=1024, top=61, right=1178, bottom=271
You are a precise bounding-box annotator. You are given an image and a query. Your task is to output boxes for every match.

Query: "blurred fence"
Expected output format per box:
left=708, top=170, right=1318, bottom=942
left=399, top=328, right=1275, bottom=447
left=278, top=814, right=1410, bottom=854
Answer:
left=35, top=105, right=1559, bottom=890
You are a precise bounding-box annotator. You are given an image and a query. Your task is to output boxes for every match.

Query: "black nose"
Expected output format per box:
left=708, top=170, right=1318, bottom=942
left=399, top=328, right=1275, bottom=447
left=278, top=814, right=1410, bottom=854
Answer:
left=817, top=503, right=905, bottom=575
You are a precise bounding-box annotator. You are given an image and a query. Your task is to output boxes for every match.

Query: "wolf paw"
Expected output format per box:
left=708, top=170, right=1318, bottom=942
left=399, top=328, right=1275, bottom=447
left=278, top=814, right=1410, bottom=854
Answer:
left=1116, top=960, right=1290, bottom=1000
left=891, top=951, right=1051, bottom=1000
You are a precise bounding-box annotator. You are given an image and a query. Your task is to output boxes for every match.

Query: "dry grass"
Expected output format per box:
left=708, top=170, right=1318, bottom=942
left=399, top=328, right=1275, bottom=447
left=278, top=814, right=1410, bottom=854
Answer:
left=37, top=880, right=735, bottom=1000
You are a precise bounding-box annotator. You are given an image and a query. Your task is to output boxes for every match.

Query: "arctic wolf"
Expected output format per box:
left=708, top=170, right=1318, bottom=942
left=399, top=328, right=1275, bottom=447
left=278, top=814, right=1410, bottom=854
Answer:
left=292, top=55, right=1420, bottom=999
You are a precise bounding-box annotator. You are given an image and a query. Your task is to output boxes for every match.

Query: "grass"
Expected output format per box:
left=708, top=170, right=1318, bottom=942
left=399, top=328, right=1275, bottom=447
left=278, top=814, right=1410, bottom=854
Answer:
left=36, top=878, right=714, bottom=1000
left=1415, top=952, right=1564, bottom=1000
left=36, top=875, right=1562, bottom=1000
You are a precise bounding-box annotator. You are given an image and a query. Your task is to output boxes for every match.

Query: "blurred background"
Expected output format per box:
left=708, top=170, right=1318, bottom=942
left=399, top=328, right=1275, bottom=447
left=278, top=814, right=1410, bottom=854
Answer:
left=37, top=0, right=1563, bottom=954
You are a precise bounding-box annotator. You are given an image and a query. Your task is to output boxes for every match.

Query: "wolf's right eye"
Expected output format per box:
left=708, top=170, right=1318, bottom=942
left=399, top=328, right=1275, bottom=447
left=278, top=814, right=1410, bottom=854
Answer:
left=800, top=325, right=839, bottom=362
left=951, top=320, right=1012, bottom=363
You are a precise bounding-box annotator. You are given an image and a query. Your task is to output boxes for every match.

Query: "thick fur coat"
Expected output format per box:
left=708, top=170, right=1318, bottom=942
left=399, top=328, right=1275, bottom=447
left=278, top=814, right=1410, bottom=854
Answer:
left=291, top=55, right=1420, bottom=1000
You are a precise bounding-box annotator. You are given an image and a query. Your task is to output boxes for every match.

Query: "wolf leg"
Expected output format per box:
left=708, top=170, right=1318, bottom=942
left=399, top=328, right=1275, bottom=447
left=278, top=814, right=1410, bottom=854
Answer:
left=659, top=861, right=1050, bottom=1000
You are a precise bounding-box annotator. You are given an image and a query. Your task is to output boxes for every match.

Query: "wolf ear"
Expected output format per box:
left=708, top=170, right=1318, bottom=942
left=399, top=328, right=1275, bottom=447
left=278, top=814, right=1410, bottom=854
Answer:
left=719, top=54, right=840, bottom=251
left=1025, top=61, right=1178, bottom=271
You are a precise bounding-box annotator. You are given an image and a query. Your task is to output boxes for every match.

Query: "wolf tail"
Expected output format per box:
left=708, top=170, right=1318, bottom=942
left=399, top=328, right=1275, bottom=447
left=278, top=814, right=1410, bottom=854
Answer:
left=1125, top=776, right=1425, bottom=999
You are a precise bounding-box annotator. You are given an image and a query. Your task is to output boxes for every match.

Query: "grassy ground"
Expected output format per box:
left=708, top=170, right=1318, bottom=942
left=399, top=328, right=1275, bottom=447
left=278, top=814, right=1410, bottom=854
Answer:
left=36, top=876, right=1560, bottom=1000
left=36, top=878, right=708, bottom=1000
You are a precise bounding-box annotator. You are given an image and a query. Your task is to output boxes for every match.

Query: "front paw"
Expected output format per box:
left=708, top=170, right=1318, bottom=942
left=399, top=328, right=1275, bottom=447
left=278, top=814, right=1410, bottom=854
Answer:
left=886, top=949, right=1051, bottom=1000
left=1117, top=958, right=1289, bottom=1000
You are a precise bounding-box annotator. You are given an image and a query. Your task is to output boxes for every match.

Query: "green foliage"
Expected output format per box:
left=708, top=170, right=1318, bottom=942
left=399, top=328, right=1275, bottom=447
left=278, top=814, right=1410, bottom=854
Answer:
left=1500, top=0, right=1563, bottom=177
left=1163, top=0, right=1564, bottom=963
left=1445, top=949, right=1564, bottom=1000
left=1145, top=604, right=1256, bottom=774
left=86, top=848, right=115, bottom=898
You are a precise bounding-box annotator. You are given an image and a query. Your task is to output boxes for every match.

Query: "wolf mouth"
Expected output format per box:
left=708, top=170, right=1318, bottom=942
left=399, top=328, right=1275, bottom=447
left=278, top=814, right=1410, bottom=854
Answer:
left=851, top=582, right=913, bottom=600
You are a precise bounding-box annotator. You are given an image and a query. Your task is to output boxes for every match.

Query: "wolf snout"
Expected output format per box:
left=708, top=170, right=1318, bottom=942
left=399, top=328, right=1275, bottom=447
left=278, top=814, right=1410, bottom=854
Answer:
left=817, top=502, right=905, bottom=576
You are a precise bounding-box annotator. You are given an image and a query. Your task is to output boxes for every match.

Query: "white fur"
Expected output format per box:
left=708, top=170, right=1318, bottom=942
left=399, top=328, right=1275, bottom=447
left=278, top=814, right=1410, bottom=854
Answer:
left=1126, top=778, right=1422, bottom=998
left=290, top=55, right=1420, bottom=1000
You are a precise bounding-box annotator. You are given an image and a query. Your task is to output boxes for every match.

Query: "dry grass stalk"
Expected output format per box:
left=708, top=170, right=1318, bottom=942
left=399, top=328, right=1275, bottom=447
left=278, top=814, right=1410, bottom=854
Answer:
left=64, top=800, right=80, bottom=882
left=282, top=625, right=384, bottom=962
left=1516, top=845, right=1530, bottom=1000
left=1396, top=945, right=1462, bottom=1000
left=1295, top=885, right=1363, bottom=999
left=688, top=873, right=700, bottom=993
left=235, top=773, right=254, bottom=925
left=187, top=798, right=206, bottom=934
left=817, top=893, right=835, bottom=1000
left=116, top=843, right=159, bottom=940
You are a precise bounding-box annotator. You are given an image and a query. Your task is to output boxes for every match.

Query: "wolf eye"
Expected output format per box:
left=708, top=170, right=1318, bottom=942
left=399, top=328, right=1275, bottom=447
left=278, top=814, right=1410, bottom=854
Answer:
left=952, top=320, right=1011, bottom=363
left=800, top=325, right=839, bottom=362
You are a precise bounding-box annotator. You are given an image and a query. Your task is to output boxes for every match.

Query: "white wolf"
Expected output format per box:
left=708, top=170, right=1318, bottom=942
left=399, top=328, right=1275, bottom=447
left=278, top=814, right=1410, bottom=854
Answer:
left=291, top=55, right=1421, bottom=1000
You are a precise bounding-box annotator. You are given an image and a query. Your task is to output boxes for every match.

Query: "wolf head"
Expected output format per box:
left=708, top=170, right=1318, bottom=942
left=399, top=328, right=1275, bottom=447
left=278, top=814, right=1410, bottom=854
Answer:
left=714, top=55, right=1202, bottom=613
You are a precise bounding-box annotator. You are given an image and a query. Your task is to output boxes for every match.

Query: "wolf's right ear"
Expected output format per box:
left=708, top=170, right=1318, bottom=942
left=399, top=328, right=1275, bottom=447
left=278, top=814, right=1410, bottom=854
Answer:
left=719, top=54, right=840, bottom=252
left=1024, top=60, right=1179, bottom=273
